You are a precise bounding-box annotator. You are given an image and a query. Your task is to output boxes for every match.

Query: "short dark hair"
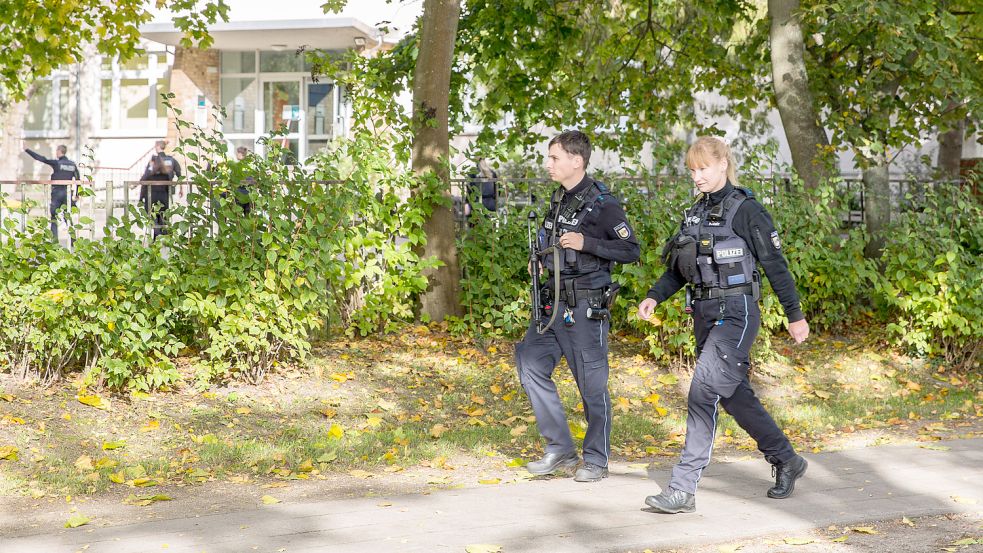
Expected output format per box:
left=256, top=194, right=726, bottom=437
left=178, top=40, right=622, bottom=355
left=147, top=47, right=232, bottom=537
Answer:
left=236, top=146, right=249, bottom=156
left=56, top=145, right=67, bottom=156
left=548, top=130, right=591, bottom=166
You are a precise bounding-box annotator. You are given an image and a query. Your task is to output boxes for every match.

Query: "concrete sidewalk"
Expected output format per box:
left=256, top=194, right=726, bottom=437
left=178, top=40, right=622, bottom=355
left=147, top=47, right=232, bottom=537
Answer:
left=3, top=438, right=981, bottom=553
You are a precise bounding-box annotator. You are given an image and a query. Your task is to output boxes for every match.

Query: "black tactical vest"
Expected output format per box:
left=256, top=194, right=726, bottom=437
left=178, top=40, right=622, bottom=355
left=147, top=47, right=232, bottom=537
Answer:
left=539, top=180, right=610, bottom=277
left=51, top=158, right=78, bottom=181
left=676, top=187, right=756, bottom=289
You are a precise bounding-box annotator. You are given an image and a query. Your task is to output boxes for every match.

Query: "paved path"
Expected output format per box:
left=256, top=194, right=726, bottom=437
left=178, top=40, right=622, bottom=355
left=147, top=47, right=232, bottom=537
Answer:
left=3, top=438, right=981, bottom=553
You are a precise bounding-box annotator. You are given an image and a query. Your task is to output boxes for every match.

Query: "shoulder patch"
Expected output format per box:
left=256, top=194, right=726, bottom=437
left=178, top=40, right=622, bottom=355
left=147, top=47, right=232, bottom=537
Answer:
left=614, top=222, right=631, bottom=240
left=770, top=230, right=782, bottom=250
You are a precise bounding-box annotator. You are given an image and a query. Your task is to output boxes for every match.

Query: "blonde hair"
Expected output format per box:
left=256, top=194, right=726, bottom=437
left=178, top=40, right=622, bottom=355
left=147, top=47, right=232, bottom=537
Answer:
left=685, top=136, right=738, bottom=186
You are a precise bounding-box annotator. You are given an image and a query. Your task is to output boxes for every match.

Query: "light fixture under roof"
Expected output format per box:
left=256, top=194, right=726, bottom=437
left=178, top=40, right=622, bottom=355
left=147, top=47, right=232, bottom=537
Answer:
left=270, top=43, right=288, bottom=51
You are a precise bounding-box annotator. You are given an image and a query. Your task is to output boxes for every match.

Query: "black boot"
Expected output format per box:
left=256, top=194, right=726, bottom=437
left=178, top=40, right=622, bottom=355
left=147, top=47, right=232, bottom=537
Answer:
left=768, top=454, right=808, bottom=499
left=644, top=487, right=696, bottom=514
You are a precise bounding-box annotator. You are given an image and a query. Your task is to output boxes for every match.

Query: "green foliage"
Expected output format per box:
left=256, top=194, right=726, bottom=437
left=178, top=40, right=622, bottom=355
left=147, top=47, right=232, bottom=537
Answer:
left=0, top=0, right=227, bottom=103
left=874, top=185, right=982, bottom=364
left=0, top=82, right=437, bottom=389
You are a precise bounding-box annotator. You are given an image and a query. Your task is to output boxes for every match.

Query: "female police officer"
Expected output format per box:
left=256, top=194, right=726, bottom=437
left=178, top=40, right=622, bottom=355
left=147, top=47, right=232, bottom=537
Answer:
left=637, top=136, right=810, bottom=513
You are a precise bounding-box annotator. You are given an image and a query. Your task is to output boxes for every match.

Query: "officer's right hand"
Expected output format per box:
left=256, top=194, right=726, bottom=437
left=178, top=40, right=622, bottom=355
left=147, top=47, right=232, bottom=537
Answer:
left=527, top=260, right=543, bottom=276
left=637, top=298, right=658, bottom=321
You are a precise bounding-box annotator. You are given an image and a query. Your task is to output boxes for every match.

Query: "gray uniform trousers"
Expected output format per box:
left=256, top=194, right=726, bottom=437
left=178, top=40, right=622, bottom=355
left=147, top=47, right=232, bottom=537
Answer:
left=515, top=298, right=612, bottom=467
left=669, top=293, right=797, bottom=494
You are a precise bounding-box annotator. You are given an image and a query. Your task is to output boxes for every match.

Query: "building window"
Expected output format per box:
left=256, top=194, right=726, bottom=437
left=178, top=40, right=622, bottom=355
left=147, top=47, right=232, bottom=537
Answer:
left=260, top=50, right=311, bottom=73
left=221, top=51, right=256, bottom=73
left=25, top=78, right=70, bottom=132
left=220, top=77, right=257, bottom=133
left=99, top=46, right=171, bottom=132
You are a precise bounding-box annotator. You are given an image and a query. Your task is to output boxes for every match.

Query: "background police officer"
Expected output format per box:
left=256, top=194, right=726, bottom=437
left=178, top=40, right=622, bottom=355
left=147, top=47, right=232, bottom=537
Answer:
left=638, top=136, right=810, bottom=514
left=24, top=145, right=79, bottom=242
left=515, top=130, right=640, bottom=482
left=140, top=140, right=182, bottom=240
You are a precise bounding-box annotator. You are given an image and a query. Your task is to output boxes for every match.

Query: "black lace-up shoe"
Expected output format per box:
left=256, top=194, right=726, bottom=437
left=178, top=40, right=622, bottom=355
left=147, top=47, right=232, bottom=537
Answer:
left=573, top=462, right=609, bottom=482
left=768, top=454, right=808, bottom=499
left=526, top=451, right=579, bottom=475
left=644, top=488, right=696, bottom=514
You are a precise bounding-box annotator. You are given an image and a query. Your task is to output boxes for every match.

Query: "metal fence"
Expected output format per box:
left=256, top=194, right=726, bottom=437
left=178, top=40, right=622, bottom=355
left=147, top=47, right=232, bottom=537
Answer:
left=0, top=176, right=970, bottom=248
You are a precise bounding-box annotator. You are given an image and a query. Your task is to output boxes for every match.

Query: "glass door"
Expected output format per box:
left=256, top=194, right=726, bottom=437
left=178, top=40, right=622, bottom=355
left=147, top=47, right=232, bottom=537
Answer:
left=262, top=79, right=301, bottom=164
left=305, top=80, right=335, bottom=158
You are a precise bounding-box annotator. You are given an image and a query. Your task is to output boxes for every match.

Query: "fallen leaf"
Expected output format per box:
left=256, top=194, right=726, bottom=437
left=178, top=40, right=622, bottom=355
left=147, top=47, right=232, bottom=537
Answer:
left=316, top=450, right=338, bottom=463
left=140, top=420, right=160, bottom=432
left=656, top=373, right=678, bottom=386
left=123, top=494, right=172, bottom=506
left=783, top=537, right=815, bottom=545
left=430, top=424, right=448, bottom=438
left=0, top=446, right=18, bottom=461
left=814, top=390, right=832, bottom=400
left=900, top=517, right=914, bottom=527
left=0, top=393, right=13, bottom=401
left=77, top=394, right=109, bottom=410
left=74, top=455, right=94, bottom=472
left=327, top=424, right=344, bottom=439
left=918, top=444, right=950, bottom=451
left=130, top=478, right=158, bottom=488
left=261, top=495, right=280, bottom=505
left=509, top=425, right=528, bottom=437
left=831, top=536, right=848, bottom=543
left=505, top=458, right=527, bottom=468
left=102, top=441, right=126, bottom=450
left=64, top=514, right=91, bottom=528
left=951, top=538, right=980, bottom=546
left=108, top=471, right=125, bottom=484
left=850, top=526, right=878, bottom=534
left=349, top=469, right=373, bottom=479
left=235, top=407, right=251, bottom=415
left=365, top=416, right=383, bottom=428
left=478, top=478, right=501, bottom=485
left=320, top=407, right=336, bottom=418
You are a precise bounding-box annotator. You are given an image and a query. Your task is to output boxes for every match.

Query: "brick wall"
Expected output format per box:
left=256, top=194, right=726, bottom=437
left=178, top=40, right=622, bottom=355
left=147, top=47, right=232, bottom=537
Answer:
left=166, top=47, right=220, bottom=169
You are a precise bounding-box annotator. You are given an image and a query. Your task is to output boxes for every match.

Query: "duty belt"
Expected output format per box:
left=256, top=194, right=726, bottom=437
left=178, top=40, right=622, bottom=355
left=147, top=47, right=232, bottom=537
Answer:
left=553, top=287, right=607, bottom=306
left=691, top=284, right=755, bottom=301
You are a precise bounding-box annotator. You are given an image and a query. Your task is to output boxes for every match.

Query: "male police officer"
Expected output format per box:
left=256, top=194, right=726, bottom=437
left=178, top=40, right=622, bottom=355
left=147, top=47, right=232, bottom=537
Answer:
left=140, top=140, right=182, bottom=240
left=515, top=130, right=640, bottom=482
left=24, top=145, right=80, bottom=242
left=638, top=136, right=809, bottom=514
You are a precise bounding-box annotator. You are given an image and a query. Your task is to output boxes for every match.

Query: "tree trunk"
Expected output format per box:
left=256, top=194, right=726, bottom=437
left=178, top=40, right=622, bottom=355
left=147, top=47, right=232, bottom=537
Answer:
left=412, top=0, right=462, bottom=321
left=937, top=114, right=964, bottom=180
left=862, top=159, right=891, bottom=259
left=0, top=85, right=35, bottom=183
left=769, top=0, right=831, bottom=189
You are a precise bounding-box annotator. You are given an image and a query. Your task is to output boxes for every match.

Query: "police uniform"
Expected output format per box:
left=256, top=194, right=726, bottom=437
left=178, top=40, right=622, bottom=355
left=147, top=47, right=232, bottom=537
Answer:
left=140, top=153, right=182, bottom=239
left=25, top=148, right=80, bottom=241
left=647, top=181, right=803, bottom=496
left=515, top=175, right=640, bottom=473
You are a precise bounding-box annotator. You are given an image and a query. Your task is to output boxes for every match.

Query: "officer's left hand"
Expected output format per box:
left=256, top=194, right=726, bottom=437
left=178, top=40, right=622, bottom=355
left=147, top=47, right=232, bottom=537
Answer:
left=788, top=319, right=810, bottom=343
left=557, top=232, right=585, bottom=251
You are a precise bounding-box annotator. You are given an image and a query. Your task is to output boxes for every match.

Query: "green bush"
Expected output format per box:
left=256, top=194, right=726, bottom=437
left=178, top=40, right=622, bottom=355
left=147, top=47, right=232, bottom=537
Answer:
left=874, top=185, right=982, bottom=366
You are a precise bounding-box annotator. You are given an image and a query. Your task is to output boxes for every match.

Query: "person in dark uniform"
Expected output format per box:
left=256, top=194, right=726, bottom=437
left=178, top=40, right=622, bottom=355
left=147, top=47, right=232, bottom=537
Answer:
left=637, top=136, right=811, bottom=514
left=464, top=157, right=498, bottom=217
left=24, top=145, right=79, bottom=242
left=139, top=140, right=182, bottom=240
left=515, top=130, right=640, bottom=482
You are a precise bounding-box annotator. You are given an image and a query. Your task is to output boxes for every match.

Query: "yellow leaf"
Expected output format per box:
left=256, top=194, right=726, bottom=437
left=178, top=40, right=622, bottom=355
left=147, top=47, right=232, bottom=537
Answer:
left=329, top=372, right=350, bottom=383
left=377, top=399, right=397, bottom=411
left=0, top=445, right=19, bottom=461
left=130, top=391, right=151, bottom=400
left=814, top=390, right=831, bottom=400
left=850, top=526, right=878, bottom=534
left=655, top=406, right=668, bottom=417
left=365, top=416, right=383, bottom=428
left=349, top=469, right=373, bottom=479
left=109, top=471, right=125, bottom=484
left=296, top=459, right=315, bottom=473
left=783, top=537, right=815, bottom=545
left=0, top=393, right=13, bottom=401
left=919, top=444, right=950, bottom=451
left=131, top=478, right=158, bottom=488
left=93, top=457, right=117, bottom=469
left=77, top=394, right=109, bottom=410
left=235, top=407, right=251, bottom=415
left=64, top=514, right=91, bottom=528
left=124, top=494, right=172, bottom=506
left=102, top=440, right=126, bottom=450
left=643, top=393, right=661, bottom=405
left=1, top=415, right=25, bottom=424
left=900, top=517, right=914, bottom=527
left=465, top=545, right=502, bottom=553
left=489, top=384, right=502, bottom=394
left=510, top=425, right=528, bottom=437
left=74, top=455, right=94, bottom=472
left=430, top=424, right=448, bottom=438
left=831, top=536, right=849, bottom=543
left=261, top=495, right=281, bottom=505
left=614, top=397, right=631, bottom=413
left=505, top=458, right=527, bottom=468
left=320, top=407, right=337, bottom=418
left=140, top=420, right=160, bottom=432
left=656, top=374, right=679, bottom=386
left=478, top=478, right=501, bottom=485
left=327, top=424, right=344, bottom=439
left=467, top=408, right=487, bottom=417
left=501, top=392, right=514, bottom=402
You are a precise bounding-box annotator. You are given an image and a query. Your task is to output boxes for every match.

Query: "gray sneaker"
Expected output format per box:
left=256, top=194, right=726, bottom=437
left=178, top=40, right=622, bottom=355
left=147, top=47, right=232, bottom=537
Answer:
left=644, top=487, right=696, bottom=514
left=526, top=451, right=579, bottom=475
left=574, top=462, right=609, bottom=482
